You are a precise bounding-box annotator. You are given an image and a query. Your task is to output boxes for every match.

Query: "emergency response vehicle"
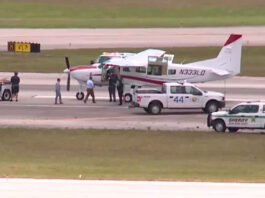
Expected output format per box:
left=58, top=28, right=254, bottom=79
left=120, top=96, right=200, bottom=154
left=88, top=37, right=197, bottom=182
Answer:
left=0, top=80, right=12, bottom=101
left=208, top=101, right=265, bottom=132
left=130, top=82, right=225, bottom=115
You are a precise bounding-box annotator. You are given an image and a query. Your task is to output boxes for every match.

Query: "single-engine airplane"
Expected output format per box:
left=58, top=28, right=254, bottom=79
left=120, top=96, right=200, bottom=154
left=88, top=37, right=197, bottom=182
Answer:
left=64, top=34, right=242, bottom=102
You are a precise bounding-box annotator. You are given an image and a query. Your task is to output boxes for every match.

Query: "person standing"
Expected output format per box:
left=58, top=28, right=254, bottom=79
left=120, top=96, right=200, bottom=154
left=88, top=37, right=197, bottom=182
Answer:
left=108, top=72, right=117, bottom=102
left=55, top=78, right=63, bottom=104
left=10, top=72, right=20, bottom=102
left=84, top=76, right=96, bottom=103
left=117, top=78, right=124, bottom=105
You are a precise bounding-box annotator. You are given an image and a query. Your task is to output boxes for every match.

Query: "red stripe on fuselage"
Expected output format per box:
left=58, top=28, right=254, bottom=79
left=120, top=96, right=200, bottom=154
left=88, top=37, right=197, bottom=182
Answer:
left=70, top=66, right=97, bottom=72
left=121, top=75, right=165, bottom=85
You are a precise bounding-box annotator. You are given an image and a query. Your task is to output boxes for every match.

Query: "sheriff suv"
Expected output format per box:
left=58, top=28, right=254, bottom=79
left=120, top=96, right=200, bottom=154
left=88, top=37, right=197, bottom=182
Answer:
left=130, top=82, right=225, bottom=115
left=208, top=101, right=265, bottom=132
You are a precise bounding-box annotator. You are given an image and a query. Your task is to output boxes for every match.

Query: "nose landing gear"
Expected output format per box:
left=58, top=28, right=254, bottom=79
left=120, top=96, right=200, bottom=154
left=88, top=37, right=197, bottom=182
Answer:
left=76, top=92, right=84, bottom=100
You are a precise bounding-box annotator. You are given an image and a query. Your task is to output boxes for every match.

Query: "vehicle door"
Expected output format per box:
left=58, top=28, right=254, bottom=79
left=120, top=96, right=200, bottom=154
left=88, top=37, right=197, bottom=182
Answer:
left=228, top=104, right=260, bottom=128
left=167, top=85, right=191, bottom=108
left=183, top=86, right=204, bottom=108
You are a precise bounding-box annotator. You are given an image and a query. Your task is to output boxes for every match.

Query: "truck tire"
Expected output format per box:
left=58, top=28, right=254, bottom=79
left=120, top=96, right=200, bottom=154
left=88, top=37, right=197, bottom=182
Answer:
left=228, top=128, right=239, bottom=133
left=2, top=90, right=11, bottom=101
left=124, top=93, right=132, bottom=103
left=213, top=120, right=226, bottom=132
left=148, top=102, right=161, bottom=115
left=205, top=101, right=218, bottom=113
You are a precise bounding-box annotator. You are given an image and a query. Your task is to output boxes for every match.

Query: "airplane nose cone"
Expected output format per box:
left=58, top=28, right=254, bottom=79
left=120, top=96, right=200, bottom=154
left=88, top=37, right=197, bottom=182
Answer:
left=64, top=68, right=70, bottom=73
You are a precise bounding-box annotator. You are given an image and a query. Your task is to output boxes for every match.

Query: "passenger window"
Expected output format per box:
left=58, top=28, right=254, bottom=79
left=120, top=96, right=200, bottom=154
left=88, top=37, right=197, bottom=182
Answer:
left=135, top=67, right=146, bottom=73
left=263, top=105, right=265, bottom=112
left=168, top=69, right=176, bottom=75
left=170, top=86, right=186, bottom=94
left=185, top=86, right=202, bottom=96
left=123, top=67, right=131, bottom=72
left=147, top=65, right=162, bottom=75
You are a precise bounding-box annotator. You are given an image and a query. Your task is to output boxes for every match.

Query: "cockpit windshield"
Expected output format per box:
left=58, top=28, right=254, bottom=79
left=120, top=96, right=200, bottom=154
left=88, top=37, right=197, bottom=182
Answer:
left=96, top=56, right=121, bottom=64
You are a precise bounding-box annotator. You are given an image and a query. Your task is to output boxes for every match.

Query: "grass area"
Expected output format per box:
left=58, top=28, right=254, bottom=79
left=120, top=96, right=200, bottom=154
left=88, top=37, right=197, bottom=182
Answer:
left=0, top=128, right=264, bottom=182
left=0, top=47, right=265, bottom=76
left=0, top=0, right=264, bottom=27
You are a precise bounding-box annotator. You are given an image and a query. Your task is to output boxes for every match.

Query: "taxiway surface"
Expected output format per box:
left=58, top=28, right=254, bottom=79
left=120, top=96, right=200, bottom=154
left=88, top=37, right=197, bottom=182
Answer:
left=1, top=26, right=265, bottom=50
left=0, top=73, right=265, bottom=132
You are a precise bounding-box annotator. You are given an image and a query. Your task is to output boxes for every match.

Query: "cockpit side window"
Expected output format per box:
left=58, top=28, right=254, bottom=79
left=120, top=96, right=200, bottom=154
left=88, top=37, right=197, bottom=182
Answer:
left=168, top=69, right=176, bottom=75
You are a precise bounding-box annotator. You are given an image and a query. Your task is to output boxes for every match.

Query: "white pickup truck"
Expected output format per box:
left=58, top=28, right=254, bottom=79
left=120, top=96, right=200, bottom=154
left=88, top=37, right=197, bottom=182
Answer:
left=130, top=82, right=225, bottom=114
left=208, top=101, right=265, bottom=132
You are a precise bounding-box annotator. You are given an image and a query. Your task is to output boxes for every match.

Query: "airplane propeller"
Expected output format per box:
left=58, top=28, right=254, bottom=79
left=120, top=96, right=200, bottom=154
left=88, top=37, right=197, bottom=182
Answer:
left=65, top=56, right=71, bottom=91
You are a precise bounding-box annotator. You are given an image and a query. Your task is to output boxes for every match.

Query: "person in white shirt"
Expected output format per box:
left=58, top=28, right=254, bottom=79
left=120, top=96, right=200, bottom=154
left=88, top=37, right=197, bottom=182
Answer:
left=84, top=77, right=96, bottom=103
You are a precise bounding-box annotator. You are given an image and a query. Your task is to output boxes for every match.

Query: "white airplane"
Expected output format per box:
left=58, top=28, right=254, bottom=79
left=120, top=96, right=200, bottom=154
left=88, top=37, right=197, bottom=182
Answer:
left=64, top=34, right=242, bottom=102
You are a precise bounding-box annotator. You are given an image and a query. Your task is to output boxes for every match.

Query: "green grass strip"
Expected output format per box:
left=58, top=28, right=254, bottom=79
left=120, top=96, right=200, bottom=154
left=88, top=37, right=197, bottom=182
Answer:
left=1, top=47, right=265, bottom=77
left=0, top=128, right=264, bottom=182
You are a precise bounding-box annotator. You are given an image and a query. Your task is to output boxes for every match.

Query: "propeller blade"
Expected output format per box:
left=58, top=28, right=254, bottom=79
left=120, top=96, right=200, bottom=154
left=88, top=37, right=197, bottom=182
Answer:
left=65, top=57, right=71, bottom=91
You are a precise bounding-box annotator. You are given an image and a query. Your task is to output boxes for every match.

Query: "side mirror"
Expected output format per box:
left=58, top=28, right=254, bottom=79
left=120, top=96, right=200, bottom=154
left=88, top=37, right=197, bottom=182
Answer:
left=90, top=60, right=95, bottom=64
left=228, top=109, right=232, bottom=114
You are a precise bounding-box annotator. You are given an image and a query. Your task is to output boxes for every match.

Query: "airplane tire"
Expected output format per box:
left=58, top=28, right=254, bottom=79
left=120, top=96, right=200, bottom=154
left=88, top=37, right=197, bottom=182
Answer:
left=124, top=93, right=132, bottom=103
left=2, top=90, right=11, bottom=101
left=76, top=92, right=84, bottom=100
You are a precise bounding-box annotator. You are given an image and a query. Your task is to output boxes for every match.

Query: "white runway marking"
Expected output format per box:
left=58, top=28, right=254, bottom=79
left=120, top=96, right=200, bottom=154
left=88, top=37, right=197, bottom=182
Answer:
left=0, top=179, right=264, bottom=198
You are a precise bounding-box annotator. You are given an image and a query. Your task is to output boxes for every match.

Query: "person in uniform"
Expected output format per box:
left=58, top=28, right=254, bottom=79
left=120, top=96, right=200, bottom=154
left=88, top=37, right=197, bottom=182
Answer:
left=117, top=78, right=124, bottom=105
left=10, top=72, right=20, bottom=102
left=55, top=78, right=63, bottom=104
left=84, top=76, right=96, bottom=103
left=108, top=72, right=117, bottom=102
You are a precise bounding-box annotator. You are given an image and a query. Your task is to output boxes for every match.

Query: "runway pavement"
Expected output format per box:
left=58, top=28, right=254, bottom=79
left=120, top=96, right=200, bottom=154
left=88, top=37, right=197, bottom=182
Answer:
left=0, top=73, right=265, bottom=132
left=1, top=26, right=265, bottom=50
left=1, top=179, right=265, bottom=198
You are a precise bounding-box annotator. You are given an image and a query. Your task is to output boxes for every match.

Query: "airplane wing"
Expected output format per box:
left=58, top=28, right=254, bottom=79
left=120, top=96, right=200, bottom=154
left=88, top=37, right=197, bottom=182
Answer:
left=105, top=49, right=166, bottom=67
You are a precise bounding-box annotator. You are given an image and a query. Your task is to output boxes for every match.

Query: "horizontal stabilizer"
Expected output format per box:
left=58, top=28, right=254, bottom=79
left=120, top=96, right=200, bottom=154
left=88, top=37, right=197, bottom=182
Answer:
left=211, top=68, right=230, bottom=76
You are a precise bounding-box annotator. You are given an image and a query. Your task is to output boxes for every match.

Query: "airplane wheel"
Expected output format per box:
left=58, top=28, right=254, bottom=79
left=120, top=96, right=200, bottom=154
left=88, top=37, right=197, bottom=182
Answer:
left=76, top=92, right=84, bottom=100
left=124, top=93, right=132, bottom=103
left=2, top=90, right=11, bottom=101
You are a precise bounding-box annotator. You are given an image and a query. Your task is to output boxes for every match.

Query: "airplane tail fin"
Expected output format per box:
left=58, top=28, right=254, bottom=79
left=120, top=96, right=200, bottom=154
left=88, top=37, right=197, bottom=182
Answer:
left=186, top=34, right=242, bottom=76
left=216, top=34, right=242, bottom=75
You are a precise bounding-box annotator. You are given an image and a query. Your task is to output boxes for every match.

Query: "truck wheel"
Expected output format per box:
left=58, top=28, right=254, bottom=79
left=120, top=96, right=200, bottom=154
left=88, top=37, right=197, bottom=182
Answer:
left=213, top=120, right=226, bottom=132
left=124, top=93, right=132, bottom=103
left=76, top=92, right=84, bottom=100
left=143, top=108, right=150, bottom=114
left=2, top=90, right=11, bottom=101
left=148, top=102, right=161, bottom=115
left=205, top=101, right=218, bottom=113
left=228, top=128, right=239, bottom=133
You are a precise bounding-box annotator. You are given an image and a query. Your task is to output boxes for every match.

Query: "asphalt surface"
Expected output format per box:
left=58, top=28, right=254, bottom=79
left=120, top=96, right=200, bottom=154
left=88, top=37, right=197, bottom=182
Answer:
left=1, top=26, right=265, bottom=50
left=1, top=73, right=265, bottom=132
